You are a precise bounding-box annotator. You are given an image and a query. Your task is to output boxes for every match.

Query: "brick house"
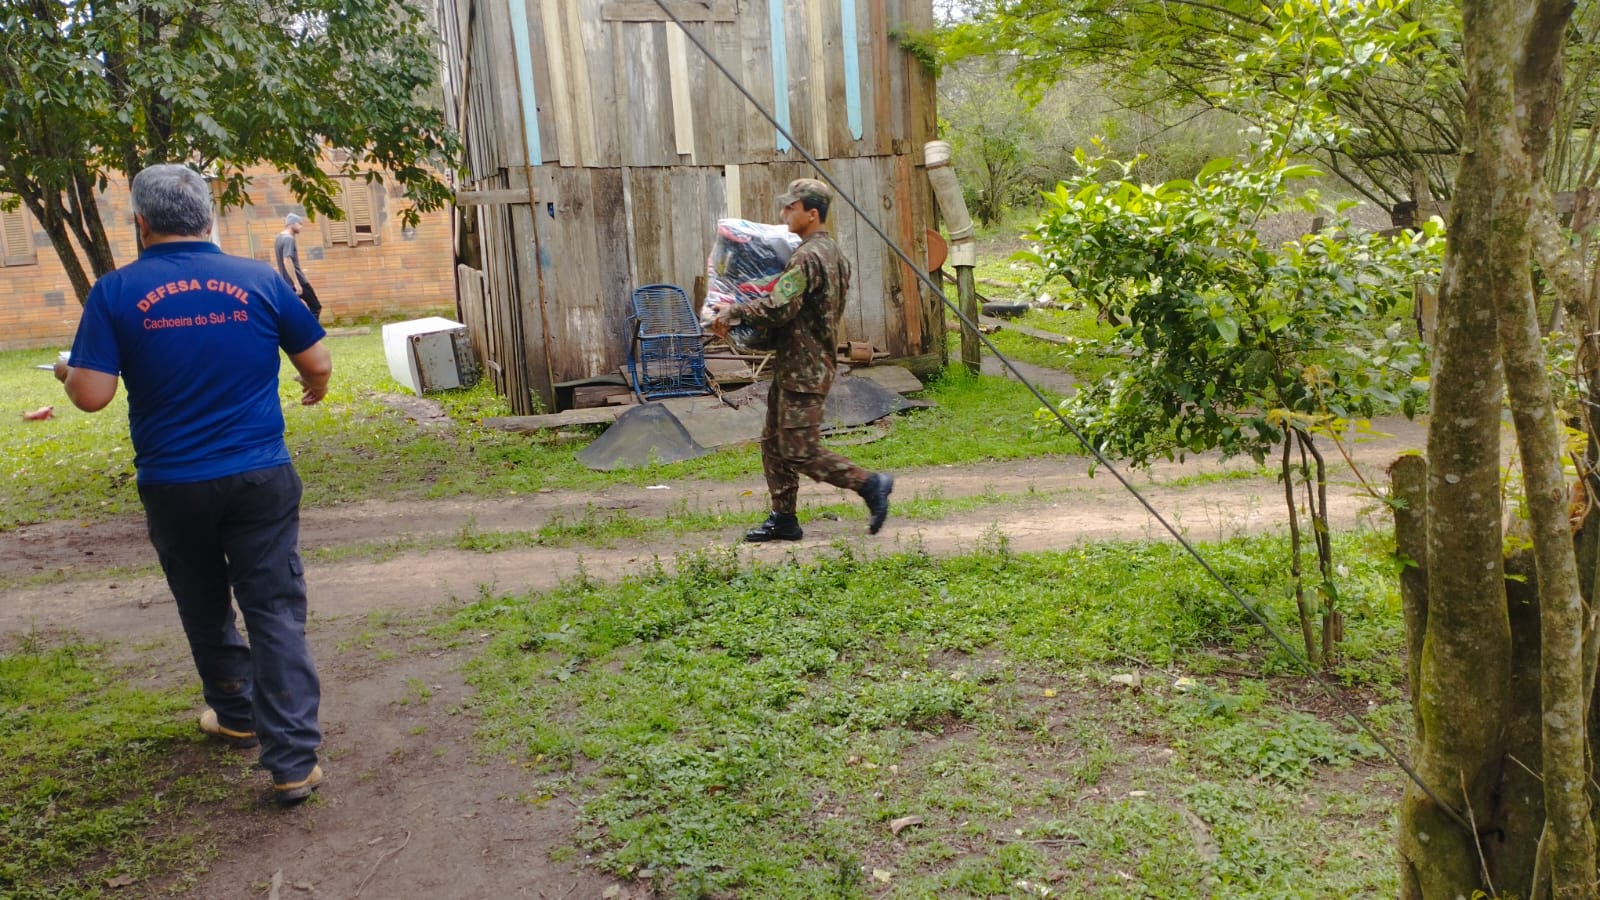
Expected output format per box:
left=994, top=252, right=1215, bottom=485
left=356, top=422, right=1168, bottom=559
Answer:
left=0, top=164, right=455, bottom=350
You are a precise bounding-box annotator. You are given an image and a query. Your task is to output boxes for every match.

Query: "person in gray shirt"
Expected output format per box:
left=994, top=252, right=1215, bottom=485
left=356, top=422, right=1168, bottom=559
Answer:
left=274, top=213, right=322, bottom=321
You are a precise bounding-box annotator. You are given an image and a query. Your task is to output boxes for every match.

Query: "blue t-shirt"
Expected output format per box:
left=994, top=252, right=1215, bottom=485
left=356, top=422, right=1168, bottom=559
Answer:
left=69, top=241, right=326, bottom=484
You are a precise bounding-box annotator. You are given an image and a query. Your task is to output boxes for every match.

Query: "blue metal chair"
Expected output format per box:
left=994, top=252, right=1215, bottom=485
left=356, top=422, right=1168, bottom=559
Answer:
left=625, top=283, right=710, bottom=399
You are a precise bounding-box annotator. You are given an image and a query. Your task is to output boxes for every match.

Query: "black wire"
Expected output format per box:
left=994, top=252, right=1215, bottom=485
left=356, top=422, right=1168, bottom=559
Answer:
left=648, top=0, right=1476, bottom=835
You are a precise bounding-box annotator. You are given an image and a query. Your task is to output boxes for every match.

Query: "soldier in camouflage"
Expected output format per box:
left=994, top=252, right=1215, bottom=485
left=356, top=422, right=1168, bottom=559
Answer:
left=712, top=177, right=894, bottom=542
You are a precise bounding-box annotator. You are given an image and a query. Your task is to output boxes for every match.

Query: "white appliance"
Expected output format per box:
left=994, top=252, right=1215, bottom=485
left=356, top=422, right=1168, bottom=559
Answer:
left=381, top=317, right=479, bottom=394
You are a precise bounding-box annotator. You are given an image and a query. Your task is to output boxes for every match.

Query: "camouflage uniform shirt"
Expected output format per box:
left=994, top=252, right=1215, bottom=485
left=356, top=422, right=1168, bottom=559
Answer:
left=738, top=232, right=851, bottom=395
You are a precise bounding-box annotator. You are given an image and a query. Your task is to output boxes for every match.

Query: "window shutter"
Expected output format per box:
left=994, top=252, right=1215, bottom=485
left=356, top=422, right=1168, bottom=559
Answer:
left=324, top=183, right=352, bottom=246
left=346, top=180, right=376, bottom=243
left=323, top=178, right=377, bottom=246
left=1, top=202, right=36, bottom=266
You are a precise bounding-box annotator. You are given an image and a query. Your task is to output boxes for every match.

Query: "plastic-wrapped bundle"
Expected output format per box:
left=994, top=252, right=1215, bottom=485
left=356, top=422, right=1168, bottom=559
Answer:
left=702, top=219, right=799, bottom=353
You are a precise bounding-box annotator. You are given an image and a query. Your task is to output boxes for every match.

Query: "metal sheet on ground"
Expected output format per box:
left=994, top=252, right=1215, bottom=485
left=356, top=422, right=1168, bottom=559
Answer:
left=842, top=365, right=923, bottom=395
left=710, top=376, right=907, bottom=432
left=576, top=402, right=709, bottom=470
left=658, top=395, right=768, bottom=448
left=579, top=375, right=911, bottom=469
left=821, top=376, right=907, bottom=428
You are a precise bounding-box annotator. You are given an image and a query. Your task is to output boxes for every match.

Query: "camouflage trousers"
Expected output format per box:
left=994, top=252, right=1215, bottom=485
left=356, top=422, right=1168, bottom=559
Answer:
left=761, top=383, right=870, bottom=515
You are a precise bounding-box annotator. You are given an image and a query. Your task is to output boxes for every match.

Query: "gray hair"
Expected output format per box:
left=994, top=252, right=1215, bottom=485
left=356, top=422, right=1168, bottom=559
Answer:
left=130, top=165, right=213, bottom=237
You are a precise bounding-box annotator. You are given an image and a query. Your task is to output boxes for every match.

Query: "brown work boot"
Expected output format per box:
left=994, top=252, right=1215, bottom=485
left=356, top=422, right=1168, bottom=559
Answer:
left=273, top=765, right=324, bottom=806
left=198, top=708, right=258, bottom=749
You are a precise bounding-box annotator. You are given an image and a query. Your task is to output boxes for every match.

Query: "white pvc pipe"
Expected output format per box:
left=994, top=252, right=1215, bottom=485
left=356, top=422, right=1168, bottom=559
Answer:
left=924, top=140, right=977, bottom=266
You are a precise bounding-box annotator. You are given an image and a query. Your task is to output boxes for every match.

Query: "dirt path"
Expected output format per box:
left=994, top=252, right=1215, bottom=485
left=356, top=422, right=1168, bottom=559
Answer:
left=0, top=418, right=1424, bottom=899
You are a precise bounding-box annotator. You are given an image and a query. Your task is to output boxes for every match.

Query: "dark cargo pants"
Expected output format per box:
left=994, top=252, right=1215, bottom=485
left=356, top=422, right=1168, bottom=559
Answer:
left=138, top=463, right=322, bottom=783
left=297, top=281, right=322, bottom=321
left=762, top=383, right=870, bottom=515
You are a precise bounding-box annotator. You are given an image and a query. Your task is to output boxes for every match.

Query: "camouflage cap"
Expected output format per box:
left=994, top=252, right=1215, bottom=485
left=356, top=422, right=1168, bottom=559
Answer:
left=777, top=178, right=832, bottom=216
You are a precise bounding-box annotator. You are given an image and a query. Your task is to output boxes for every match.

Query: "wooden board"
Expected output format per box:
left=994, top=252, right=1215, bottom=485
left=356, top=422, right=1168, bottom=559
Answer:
left=741, top=167, right=768, bottom=220
left=621, top=165, right=641, bottom=288
left=885, top=0, right=908, bottom=154
left=739, top=0, right=776, bottom=164
left=577, top=0, right=620, bottom=166
left=627, top=168, right=668, bottom=285
left=782, top=0, right=813, bottom=158
left=554, top=168, right=612, bottom=380
left=667, top=22, right=697, bottom=160
left=853, top=157, right=888, bottom=349
left=723, top=164, right=743, bottom=220
left=455, top=188, right=538, bottom=206
left=515, top=175, right=555, bottom=410
left=561, top=0, right=598, bottom=165
left=610, top=20, right=639, bottom=166
left=667, top=168, right=708, bottom=291
left=684, top=20, right=719, bottom=165
left=708, top=19, right=741, bottom=161
left=893, top=152, right=922, bottom=355
left=537, top=0, right=576, bottom=166
left=602, top=0, right=736, bottom=21
left=705, top=357, right=755, bottom=381
left=474, top=184, right=536, bottom=412
left=905, top=0, right=938, bottom=154
left=832, top=160, right=868, bottom=343
left=593, top=168, right=635, bottom=378
left=524, top=0, right=559, bottom=165
left=703, top=166, right=728, bottom=234
left=484, top=407, right=629, bottom=431
left=570, top=384, right=619, bottom=408
left=868, top=0, right=892, bottom=156
left=616, top=21, right=674, bottom=165
left=806, top=0, right=831, bottom=157
left=823, top=0, right=854, bottom=158
left=455, top=263, right=491, bottom=390
left=487, top=0, right=530, bottom=168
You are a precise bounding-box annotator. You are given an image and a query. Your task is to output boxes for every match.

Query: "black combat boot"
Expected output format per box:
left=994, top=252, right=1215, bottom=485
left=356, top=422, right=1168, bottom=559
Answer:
left=859, top=473, right=894, bottom=534
left=745, top=512, right=803, bottom=542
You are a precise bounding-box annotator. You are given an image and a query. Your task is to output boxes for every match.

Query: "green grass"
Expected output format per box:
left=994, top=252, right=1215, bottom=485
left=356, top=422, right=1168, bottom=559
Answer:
left=450, top=530, right=1406, bottom=898
left=1007, top=305, right=1113, bottom=342
left=982, top=327, right=1086, bottom=382
left=990, top=307, right=1121, bottom=384
left=1156, top=466, right=1278, bottom=489
left=0, top=636, right=233, bottom=898
left=0, top=338, right=1082, bottom=529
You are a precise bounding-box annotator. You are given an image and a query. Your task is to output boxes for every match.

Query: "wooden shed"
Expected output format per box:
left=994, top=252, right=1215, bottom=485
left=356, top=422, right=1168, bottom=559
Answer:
left=436, top=0, right=943, bottom=413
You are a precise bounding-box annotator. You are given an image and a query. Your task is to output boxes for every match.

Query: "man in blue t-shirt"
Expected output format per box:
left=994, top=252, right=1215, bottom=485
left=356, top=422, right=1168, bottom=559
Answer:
left=55, top=164, right=333, bottom=805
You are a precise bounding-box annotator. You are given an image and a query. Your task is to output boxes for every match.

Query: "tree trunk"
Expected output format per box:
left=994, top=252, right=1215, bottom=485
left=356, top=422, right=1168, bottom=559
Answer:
left=69, top=166, right=117, bottom=279
left=1297, top=430, right=1340, bottom=664
left=1285, top=433, right=1320, bottom=666
left=1398, top=166, right=1513, bottom=893
left=1399, top=0, right=1594, bottom=895
left=1471, top=0, right=1597, bottom=891
left=14, top=182, right=95, bottom=304
left=1497, top=174, right=1598, bottom=900
left=1498, top=542, right=1549, bottom=896
left=1389, top=455, right=1427, bottom=742
left=1399, top=9, right=1516, bottom=889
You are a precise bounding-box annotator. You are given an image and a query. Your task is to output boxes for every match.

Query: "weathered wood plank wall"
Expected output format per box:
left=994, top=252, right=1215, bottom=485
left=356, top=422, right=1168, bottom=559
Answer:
left=440, top=0, right=939, bottom=412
